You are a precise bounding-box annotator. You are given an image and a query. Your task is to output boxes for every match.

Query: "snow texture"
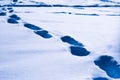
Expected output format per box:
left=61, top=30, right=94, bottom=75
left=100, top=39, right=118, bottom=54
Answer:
left=0, top=0, right=120, bottom=80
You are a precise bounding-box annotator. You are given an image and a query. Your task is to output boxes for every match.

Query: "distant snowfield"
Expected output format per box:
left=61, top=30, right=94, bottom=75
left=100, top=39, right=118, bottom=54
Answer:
left=0, top=6, right=120, bottom=80
left=31, top=0, right=120, bottom=5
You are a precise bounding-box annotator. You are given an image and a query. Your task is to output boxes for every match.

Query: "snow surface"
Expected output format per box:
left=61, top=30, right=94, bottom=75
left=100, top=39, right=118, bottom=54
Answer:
left=0, top=0, right=120, bottom=80
left=26, top=0, right=120, bottom=6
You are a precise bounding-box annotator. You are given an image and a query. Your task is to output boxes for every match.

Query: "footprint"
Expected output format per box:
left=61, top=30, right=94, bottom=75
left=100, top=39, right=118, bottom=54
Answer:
left=7, top=7, right=14, bottom=13
left=9, top=9, right=14, bottom=13
left=94, top=55, right=120, bottom=79
left=1, top=7, right=6, bottom=11
left=9, top=14, right=21, bottom=20
left=34, top=30, right=52, bottom=39
left=61, top=36, right=84, bottom=47
left=7, top=7, right=13, bottom=10
left=13, top=0, right=18, bottom=2
left=93, top=77, right=109, bottom=80
left=0, top=12, right=6, bottom=16
left=24, top=23, right=42, bottom=30
left=69, top=46, right=90, bottom=56
left=7, top=18, right=19, bottom=24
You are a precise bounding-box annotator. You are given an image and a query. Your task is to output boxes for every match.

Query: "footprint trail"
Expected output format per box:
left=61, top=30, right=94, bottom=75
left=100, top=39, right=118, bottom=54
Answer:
left=2, top=5, right=91, bottom=56
left=60, top=35, right=90, bottom=56
left=0, top=4, right=90, bottom=57
left=3, top=4, right=120, bottom=80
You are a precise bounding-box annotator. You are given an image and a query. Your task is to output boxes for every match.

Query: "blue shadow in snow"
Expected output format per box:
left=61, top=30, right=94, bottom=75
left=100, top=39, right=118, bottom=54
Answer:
left=94, top=55, right=120, bottom=79
left=52, top=12, right=72, bottom=14
left=93, top=77, right=109, bottom=80
left=61, top=36, right=84, bottom=47
left=7, top=7, right=14, bottom=13
left=7, top=7, right=13, bottom=10
left=73, top=7, right=84, bottom=9
left=9, top=14, right=21, bottom=20
left=13, top=0, right=18, bottom=2
left=0, top=12, right=6, bottom=16
left=70, top=46, right=90, bottom=56
left=7, top=14, right=20, bottom=24
left=75, top=13, right=99, bottom=16
left=7, top=18, right=19, bottom=24
left=24, top=23, right=42, bottom=30
left=34, top=30, right=52, bottom=39
left=9, top=9, right=14, bottom=13
left=52, top=12, right=99, bottom=16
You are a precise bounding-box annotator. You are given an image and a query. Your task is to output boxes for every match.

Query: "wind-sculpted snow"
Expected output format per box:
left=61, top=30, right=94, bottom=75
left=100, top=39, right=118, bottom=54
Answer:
left=94, top=55, right=120, bottom=78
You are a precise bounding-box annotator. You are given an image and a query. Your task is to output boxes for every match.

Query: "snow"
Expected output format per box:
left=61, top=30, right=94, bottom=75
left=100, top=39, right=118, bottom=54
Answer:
left=0, top=0, right=120, bottom=80
left=0, top=0, right=11, bottom=6
left=27, top=0, right=120, bottom=5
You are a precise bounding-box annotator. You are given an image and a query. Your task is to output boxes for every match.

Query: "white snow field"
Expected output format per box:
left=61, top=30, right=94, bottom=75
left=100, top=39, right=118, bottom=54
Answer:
left=0, top=0, right=120, bottom=80
left=29, top=0, right=120, bottom=5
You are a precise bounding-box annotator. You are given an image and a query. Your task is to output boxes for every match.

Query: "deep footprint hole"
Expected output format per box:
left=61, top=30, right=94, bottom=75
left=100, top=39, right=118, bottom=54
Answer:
left=24, top=23, right=42, bottom=30
left=70, top=46, right=90, bottom=56
left=9, top=14, right=21, bottom=20
left=93, top=77, right=109, bottom=80
left=61, top=36, right=84, bottom=47
left=7, top=18, right=19, bottom=24
left=0, top=12, right=6, bottom=16
left=94, top=55, right=120, bottom=79
left=34, top=30, right=52, bottom=39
